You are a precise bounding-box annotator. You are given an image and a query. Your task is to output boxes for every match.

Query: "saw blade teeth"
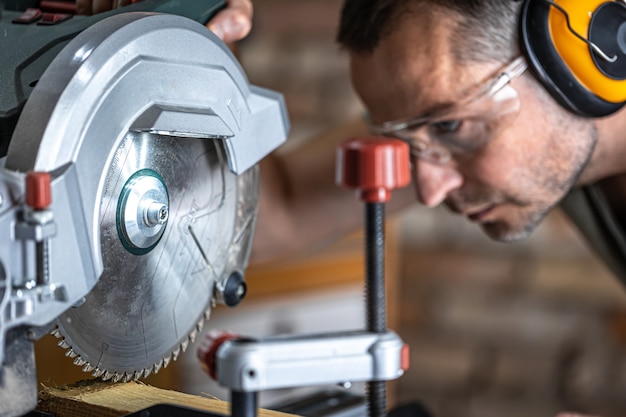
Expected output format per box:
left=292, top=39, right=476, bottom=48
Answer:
left=163, top=356, right=171, bottom=369
left=203, top=310, right=211, bottom=320
left=57, top=339, right=70, bottom=349
left=73, top=357, right=86, bottom=366
left=133, top=370, right=143, bottom=380
left=92, top=368, right=104, bottom=378
left=65, top=348, right=77, bottom=358
left=143, top=368, right=152, bottom=378
left=102, top=371, right=113, bottom=381
left=188, top=329, right=198, bottom=344
left=82, top=363, right=94, bottom=373
left=196, top=320, right=204, bottom=333
left=51, top=328, right=62, bottom=338
left=172, top=346, right=181, bottom=361
left=112, top=373, right=123, bottom=383
left=153, top=360, right=163, bottom=374
left=181, top=339, right=189, bottom=353
left=126, top=373, right=135, bottom=383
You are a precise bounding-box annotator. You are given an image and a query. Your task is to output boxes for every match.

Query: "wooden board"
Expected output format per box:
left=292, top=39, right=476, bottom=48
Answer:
left=38, top=381, right=299, bottom=417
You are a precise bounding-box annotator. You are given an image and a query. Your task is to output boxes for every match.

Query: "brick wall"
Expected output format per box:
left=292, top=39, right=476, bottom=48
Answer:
left=238, top=1, right=626, bottom=416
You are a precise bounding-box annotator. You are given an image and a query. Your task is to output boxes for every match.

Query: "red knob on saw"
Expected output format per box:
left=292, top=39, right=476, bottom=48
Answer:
left=26, top=171, right=52, bottom=210
left=336, top=137, right=411, bottom=203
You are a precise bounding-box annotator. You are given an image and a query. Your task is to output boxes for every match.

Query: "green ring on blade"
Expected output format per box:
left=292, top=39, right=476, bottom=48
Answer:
left=116, top=168, right=169, bottom=256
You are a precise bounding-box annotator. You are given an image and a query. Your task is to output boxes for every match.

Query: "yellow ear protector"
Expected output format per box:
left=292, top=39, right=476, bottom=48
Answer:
left=520, top=0, right=626, bottom=117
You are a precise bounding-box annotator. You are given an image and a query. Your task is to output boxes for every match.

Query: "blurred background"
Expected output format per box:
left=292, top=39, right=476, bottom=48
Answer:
left=35, top=1, right=626, bottom=416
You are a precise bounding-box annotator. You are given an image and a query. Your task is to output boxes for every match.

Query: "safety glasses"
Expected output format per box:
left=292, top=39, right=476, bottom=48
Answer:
left=371, top=56, right=528, bottom=165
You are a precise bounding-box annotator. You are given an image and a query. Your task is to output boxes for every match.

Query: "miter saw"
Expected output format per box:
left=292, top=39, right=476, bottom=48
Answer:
left=0, top=1, right=289, bottom=416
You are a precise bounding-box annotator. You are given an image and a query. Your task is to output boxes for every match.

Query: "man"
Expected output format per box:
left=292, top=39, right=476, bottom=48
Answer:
left=334, top=2, right=624, bottom=417
left=337, top=0, right=626, bottom=281
left=253, top=0, right=623, bottom=287
left=257, top=1, right=626, bottom=416
left=256, top=0, right=626, bottom=268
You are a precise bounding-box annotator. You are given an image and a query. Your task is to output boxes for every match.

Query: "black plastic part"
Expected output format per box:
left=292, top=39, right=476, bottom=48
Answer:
left=223, top=271, right=247, bottom=307
left=270, top=389, right=365, bottom=417
left=123, top=404, right=227, bottom=417
left=0, top=108, right=20, bottom=158
left=231, top=391, right=258, bottom=417
left=519, top=0, right=624, bottom=117
left=589, top=2, right=626, bottom=80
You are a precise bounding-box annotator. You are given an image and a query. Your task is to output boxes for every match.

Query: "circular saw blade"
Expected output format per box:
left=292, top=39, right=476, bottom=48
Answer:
left=54, top=132, right=255, bottom=382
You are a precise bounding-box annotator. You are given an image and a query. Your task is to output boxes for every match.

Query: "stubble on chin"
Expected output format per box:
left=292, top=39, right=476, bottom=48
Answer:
left=480, top=205, right=552, bottom=242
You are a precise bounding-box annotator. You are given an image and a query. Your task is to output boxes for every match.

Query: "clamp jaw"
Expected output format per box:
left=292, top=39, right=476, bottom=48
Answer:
left=201, top=330, right=409, bottom=392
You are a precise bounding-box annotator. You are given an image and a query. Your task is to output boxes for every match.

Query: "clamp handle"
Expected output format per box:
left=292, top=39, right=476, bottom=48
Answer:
left=336, top=137, right=410, bottom=203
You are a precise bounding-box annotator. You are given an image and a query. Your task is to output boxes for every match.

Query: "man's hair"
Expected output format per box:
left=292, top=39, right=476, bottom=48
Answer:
left=337, top=0, right=521, bottom=63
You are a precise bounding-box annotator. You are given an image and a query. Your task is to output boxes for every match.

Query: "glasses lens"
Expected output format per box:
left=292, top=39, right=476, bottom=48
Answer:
left=373, top=57, right=526, bottom=165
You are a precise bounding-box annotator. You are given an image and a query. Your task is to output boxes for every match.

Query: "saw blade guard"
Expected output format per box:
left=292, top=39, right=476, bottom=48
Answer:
left=0, top=11, right=288, bottom=377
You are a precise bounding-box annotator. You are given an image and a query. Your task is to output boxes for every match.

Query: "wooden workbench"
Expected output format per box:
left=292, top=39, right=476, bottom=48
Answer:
left=37, top=381, right=298, bottom=417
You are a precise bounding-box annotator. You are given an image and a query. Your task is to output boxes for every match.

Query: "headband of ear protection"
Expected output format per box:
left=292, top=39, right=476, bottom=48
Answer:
left=520, top=0, right=626, bottom=117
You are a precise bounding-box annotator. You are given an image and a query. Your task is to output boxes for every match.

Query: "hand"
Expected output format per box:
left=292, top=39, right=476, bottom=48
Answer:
left=75, top=0, right=253, bottom=43
left=206, top=0, right=253, bottom=43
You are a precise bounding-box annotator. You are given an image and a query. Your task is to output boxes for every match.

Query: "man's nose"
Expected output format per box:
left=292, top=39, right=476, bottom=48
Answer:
left=413, top=159, right=463, bottom=207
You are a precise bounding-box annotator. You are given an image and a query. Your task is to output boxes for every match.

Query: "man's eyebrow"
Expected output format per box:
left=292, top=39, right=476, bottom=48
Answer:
left=411, top=100, right=458, bottom=121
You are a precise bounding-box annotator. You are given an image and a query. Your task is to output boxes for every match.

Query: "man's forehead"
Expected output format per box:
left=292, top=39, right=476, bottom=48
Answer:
left=349, top=11, right=489, bottom=124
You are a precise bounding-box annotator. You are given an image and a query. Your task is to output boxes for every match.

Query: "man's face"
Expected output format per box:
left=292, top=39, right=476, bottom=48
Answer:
left=350, top=9, right=597, bottom=242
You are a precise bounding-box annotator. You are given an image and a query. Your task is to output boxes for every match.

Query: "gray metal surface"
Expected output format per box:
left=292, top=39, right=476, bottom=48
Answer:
left=216, top=331, right=406, bottom=392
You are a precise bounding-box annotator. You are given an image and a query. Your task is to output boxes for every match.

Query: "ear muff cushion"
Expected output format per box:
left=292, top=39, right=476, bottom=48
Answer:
left=520, top=0, right=624, bottom=117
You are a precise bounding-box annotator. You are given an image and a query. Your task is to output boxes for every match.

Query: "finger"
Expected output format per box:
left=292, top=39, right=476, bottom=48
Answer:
left=75, top=0, right=92, bottom=15
left=206, top=0, right=253, bottom=43
left=92, top=0, right=113, bottom=14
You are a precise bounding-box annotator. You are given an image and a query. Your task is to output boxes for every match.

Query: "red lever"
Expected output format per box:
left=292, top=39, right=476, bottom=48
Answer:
left=336, top=137, right=411, bottom=203
left=26, top=171, right=52, bottom=210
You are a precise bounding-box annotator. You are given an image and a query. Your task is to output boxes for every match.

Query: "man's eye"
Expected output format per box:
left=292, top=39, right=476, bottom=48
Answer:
left=431, top=119, right=461, bottom=134
left=429, top=117, right=490, bottom=152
